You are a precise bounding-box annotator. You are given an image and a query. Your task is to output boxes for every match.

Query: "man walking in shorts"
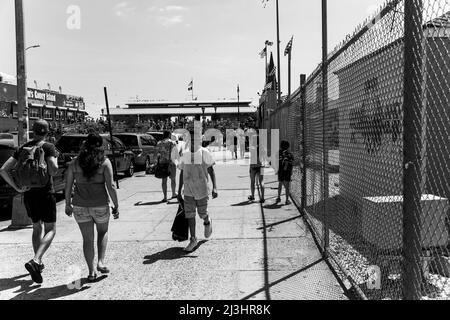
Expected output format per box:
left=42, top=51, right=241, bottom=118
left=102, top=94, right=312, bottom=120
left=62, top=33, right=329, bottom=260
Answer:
left=0, top=120, right=59, bottom=284
left=177, top=123, right=218, bottom=252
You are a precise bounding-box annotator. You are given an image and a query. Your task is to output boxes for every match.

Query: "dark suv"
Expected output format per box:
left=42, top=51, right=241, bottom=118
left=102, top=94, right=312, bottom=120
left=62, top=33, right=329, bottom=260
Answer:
left=56, top=134, right=136, bottom=177
left=114, top=133, right=158, bottom=172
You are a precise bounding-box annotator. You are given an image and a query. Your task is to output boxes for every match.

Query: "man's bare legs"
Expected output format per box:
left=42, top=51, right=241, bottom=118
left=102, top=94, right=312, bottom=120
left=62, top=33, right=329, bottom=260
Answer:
left=33, top=222, right=56, bottom=265
left=162, top=177, right=168, bottom=201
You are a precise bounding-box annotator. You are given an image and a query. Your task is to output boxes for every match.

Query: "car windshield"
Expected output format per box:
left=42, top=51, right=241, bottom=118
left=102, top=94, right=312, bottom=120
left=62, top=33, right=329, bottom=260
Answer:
left=115, top=135, right=138, bottom=147
left=55, top=136, right=86, bottom=154
left=0, top=133, right=13, bottom=139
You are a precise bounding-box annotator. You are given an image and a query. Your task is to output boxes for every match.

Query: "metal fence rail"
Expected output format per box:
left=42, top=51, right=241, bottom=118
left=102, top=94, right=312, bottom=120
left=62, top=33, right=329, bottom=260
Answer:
left=264, top=0, right=450, bottom=300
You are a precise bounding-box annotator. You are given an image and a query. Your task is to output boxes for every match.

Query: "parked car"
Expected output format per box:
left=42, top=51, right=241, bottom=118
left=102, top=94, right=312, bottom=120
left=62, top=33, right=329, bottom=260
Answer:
left=55, top=134, right=136, bottom=177
left=9, top=131, right=35, bottom=147
left=114, top=133, right=158, bottom=172
left=146, top=131, right=164, bottom=142
left=0, top=139, right=17, bottom=216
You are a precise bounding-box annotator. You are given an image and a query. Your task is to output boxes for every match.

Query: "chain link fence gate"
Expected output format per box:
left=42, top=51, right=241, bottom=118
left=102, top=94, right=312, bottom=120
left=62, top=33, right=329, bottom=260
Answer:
left=263, top=0, right=450, bottom=300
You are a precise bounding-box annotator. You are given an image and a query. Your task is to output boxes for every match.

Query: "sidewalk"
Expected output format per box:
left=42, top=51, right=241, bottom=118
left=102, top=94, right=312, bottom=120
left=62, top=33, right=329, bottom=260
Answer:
left=0, top=152, right=348, bottom=300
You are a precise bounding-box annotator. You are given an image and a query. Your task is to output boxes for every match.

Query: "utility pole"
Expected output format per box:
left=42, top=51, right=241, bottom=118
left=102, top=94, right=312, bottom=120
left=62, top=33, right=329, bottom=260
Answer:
left=15, top=0, right=29, bottom=146
left=10, top=0, right=32, bottom=230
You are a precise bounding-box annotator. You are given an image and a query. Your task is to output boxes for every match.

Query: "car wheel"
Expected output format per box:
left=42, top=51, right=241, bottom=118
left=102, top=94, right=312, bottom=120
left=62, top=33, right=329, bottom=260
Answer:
left=125, top=160, right=135, bottom=177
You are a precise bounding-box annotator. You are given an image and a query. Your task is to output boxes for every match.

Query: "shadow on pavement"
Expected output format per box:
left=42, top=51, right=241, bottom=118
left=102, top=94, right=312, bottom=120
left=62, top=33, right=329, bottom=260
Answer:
left=262, top=203, right=283, bottom=210
left=6, top=276, right=98, bottom=300
left=257, top=215, right=303, bottom=231
left=134, top=201, right=166, bottom=206
left=231, top=201, right=253, bottom=207
left=143, top=241, right=208, bottom=265
left=0, top=274, right=35, bottom=293
left=240, top=258, right=325, bottom=300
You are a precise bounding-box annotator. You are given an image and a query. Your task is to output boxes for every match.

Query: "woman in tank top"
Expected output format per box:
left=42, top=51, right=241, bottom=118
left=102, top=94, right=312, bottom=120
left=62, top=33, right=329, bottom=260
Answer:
left=65, top=133, right=119, bottom=282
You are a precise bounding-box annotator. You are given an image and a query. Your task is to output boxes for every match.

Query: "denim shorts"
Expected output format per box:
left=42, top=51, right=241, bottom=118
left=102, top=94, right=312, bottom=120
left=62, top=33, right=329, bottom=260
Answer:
left=184, top=196, right=208, bottom=219
left=73, top=206, right=110, bottom=224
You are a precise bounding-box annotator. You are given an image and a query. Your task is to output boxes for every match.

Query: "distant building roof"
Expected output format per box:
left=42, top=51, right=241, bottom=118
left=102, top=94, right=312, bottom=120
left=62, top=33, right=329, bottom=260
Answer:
left=424, top=11, right=450, bottom=29
left=126, top=99, right=252, bottom=108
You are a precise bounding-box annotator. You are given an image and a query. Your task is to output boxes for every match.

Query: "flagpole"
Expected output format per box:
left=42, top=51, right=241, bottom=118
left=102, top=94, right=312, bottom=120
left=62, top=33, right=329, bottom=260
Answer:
left=265, top=42, right=268, bottom=84
left=276, top=0, right=281, bottom=105
left=288, top=50, right=291, bottom=98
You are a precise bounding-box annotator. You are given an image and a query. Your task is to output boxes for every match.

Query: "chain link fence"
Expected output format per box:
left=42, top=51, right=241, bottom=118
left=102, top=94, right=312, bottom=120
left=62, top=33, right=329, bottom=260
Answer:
left=263, top=0, right=450, bottom=300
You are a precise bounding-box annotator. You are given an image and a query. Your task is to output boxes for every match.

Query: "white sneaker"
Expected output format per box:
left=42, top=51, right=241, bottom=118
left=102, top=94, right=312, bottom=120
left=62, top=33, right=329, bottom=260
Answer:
left=204, top=219, right=213, bottom=239
left=184, top=237, right=198, bottom=252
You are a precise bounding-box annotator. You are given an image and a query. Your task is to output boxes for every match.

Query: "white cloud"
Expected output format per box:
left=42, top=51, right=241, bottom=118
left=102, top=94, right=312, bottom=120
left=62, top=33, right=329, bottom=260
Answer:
left=164, top=5, right=186, bottom=12
left=146, top=4, right=188, bottom=27
left=113, top=2, right=136, bottom=17
left=157, top=15, right=183, bottom=27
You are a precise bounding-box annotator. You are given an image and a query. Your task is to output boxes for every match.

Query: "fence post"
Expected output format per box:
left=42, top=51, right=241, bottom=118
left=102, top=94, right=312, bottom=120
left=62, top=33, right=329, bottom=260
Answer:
left=300, top=74, right=307, bottom=214
left=321, top=0, right=330, bottom=257
left=402, top=0, right=424, bottom=300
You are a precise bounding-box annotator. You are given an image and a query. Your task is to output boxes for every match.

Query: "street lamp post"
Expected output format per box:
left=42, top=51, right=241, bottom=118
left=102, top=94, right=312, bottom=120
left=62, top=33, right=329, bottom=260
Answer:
left=26, top=44, right=40, bottom=51
left=237, top=85, right=240, bottom=126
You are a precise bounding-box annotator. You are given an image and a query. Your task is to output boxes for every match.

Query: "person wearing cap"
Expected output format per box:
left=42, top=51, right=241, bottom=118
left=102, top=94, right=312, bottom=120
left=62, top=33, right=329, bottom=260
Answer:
left=0, top=119, right=59, bottom=284
left=64, top=133, right=119, bottom=282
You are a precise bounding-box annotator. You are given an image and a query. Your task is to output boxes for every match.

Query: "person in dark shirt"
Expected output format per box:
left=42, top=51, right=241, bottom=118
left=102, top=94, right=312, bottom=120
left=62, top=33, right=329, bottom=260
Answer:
left=0, top=120, right=59, bottom=284
left=276, top=140, right=294, bottom=205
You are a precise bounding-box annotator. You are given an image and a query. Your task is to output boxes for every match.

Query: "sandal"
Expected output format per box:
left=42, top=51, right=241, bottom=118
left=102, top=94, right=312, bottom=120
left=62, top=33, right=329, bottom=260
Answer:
left=87, top=274, right=97, bottom=283
left=97, top=266, right=110, bottom=274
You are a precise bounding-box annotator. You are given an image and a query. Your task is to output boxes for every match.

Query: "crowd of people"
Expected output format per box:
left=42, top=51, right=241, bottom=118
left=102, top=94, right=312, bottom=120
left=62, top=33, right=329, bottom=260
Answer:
left=0, top=118, right=294, bottom=285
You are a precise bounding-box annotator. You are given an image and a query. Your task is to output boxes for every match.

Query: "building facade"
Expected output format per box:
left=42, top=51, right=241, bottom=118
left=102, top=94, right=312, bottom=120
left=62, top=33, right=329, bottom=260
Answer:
left=0, top=81, right=87, bottom=133
left=107, top=100, right=256, bottom=124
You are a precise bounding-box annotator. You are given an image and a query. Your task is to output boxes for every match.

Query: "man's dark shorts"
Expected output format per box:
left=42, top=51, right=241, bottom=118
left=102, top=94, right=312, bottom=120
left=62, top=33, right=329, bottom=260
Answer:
left=24, top=190, right=57, bottom=224
left=278, top=170, right=292, bottom=183
left=249, top=165, right=262, bottom=176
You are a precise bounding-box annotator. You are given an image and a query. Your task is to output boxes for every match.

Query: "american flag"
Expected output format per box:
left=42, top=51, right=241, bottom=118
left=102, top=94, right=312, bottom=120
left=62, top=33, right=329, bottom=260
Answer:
left=284, top=36, right=294, bottom=56
left=259, top=47, right=267, bottom=59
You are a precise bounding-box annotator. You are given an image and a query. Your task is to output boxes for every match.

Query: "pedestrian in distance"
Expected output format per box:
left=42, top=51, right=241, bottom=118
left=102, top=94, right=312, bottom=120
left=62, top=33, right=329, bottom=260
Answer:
left=233, top=129, right=239, bottom=160
left=155, top=131, right=177, bottom=202
left=64, top=133, right=119, bottom=282
left=248, top=129, right=265, bottom=204
left=0, top=120, right=59, bottom=284
left=177, top=123, right=218, bottom=252
left=276, top=140, right=294, bottom=205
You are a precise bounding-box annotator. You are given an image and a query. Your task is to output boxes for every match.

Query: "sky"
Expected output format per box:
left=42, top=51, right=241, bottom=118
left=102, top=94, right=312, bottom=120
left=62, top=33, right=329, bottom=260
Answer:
left=0, top=0, right=389, bottom=118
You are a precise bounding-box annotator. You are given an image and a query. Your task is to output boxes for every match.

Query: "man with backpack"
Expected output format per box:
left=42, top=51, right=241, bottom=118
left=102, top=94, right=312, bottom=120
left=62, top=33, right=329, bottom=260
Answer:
left=0, top=120, right=59, bottom=284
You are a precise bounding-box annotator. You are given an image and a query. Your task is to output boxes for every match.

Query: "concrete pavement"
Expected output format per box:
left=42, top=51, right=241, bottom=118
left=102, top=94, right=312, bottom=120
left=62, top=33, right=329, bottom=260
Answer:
left=0, top=151, right=348, bottom=300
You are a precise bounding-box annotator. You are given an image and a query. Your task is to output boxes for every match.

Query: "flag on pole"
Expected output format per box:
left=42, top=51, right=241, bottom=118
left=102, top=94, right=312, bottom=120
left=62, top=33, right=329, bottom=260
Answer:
left=259, top=47, right=267, bottom=59
left=188, top=80, right=193, bottom=91
left=265, top=52, right=277, bottom=91
left=284, top=36, right=294, bottom=56
left=268, top=66, right=276, bottom=77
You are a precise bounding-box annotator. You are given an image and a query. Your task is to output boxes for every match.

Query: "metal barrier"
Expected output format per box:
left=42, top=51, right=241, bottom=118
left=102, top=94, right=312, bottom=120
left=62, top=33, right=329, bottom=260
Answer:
left=264, top=0, right=450, bottom=300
